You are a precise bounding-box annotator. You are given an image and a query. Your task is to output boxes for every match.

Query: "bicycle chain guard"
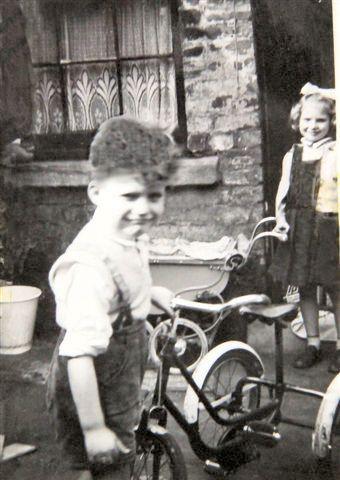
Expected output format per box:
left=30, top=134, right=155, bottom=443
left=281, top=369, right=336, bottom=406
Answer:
left=215, top=428, right=260, bottom=475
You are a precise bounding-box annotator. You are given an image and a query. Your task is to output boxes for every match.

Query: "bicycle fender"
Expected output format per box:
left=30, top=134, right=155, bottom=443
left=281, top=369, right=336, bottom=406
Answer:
left=183, top=341, right=264, bottom=424
left=312, top=373, right=340, bottom=459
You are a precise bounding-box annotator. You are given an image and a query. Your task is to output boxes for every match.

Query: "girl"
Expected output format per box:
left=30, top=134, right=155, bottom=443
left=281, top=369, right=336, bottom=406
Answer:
left=270, top=84, right=339, bottom=373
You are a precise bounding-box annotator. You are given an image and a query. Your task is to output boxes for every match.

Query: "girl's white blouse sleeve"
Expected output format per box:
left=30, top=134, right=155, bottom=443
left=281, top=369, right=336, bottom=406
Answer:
left=275, top=149, right=293, bottom=220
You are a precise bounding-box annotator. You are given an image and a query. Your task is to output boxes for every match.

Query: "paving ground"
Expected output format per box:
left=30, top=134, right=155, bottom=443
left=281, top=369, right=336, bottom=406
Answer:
left=0, top=337, right=339, bottom=480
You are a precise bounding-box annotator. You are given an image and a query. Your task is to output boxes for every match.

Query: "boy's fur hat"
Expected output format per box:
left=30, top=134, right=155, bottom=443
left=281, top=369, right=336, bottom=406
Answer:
left=89, top=116, right=178, bottom=181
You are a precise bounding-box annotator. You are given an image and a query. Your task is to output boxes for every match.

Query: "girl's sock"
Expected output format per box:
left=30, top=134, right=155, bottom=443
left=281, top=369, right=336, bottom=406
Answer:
left=307, top=336, right=321, bottom=350
left=336, top=338, right=340, bottom=351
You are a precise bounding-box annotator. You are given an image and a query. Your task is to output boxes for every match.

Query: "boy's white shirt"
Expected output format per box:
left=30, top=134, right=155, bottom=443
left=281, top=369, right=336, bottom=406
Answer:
left=49, top=219, right=152, bottom=357
left=275, top=137, right=337, bottom=221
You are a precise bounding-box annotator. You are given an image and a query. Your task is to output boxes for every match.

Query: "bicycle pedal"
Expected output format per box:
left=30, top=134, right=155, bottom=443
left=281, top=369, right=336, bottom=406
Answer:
left=204, top=460, right=229, bottom=478
left=215, top=435, right=260, bottom=473
left=243, top=421, right=281, bottom=448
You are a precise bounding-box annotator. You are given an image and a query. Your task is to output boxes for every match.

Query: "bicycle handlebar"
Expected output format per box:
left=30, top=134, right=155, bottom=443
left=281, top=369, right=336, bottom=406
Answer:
left=224, top=217, right=287, bottom=272
left=249, top=216, right=276, bottom=243
left=171, top=293, right=271, bottom=314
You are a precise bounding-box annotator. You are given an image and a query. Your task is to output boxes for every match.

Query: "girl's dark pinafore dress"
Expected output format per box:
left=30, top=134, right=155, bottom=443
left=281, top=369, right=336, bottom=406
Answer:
left=270, top=144, right=339, bottom=288
left=46, top=245, right=148, bottom=474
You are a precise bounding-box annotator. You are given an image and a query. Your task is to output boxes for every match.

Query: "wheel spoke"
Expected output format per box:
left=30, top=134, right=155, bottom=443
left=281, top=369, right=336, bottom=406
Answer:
left=134, top=452, right=147, bottom=478
left=133, top=431, right=184, bottom=480
left=196, top=351, right=261, bottom=448
left=150, top=318, right=208, bottom=374
left=228, top=360, right=238, bottom=388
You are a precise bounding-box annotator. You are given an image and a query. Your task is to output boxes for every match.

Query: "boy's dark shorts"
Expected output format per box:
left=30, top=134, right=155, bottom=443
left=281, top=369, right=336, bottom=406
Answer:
left=46, top=321, right=148, bottom=472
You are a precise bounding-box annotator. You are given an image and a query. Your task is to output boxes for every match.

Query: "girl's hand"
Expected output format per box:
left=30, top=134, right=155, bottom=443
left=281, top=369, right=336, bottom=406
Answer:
left=273, top=219, right=290, bottom=235
left=84, top=426, right=130, bottom=465
left=151, top=286, right=175, bottom=318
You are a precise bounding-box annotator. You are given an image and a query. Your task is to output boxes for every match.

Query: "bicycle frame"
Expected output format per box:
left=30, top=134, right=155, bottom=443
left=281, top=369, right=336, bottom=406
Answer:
left=143, top=325, right=279, bottom=463
left=233, top=319, right=325, bottom=429
left=141, top=312, right=327, bottom=466
left=141, top=218, right=331, bottom=469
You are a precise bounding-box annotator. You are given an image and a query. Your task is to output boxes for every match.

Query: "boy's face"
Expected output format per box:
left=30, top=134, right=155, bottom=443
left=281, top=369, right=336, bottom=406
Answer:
left=299, top=101, right=331, bottom=143
left=89, top=173, right=166, bottom=240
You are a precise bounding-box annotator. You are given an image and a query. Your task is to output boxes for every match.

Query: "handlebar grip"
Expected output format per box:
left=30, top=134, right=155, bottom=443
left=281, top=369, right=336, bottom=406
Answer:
left=225, top=253, right=244, bottom=270
left=274, top=232, right=288, bottom=242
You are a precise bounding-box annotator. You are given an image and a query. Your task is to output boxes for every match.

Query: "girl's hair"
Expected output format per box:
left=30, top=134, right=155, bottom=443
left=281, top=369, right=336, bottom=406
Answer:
left=89, top=116, right=179, bottom=182
left=290, top=93, right=336, bottom=133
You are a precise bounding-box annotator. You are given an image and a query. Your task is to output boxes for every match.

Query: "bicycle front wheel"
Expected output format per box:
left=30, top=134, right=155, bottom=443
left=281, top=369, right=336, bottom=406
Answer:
left=133, top=425, right=187, bottom=480
left=184, top=341, right=264, bottom=448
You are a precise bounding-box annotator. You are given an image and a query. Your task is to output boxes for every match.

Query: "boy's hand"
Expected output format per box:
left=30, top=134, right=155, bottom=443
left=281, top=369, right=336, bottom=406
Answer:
left=151, top=286, right=175, bottom=318
left=84, top=426, right=130, bottom=465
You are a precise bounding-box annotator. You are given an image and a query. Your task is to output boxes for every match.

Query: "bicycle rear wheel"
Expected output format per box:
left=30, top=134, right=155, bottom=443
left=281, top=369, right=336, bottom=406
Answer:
left=184, top=342, right=264, bottom=448
left=133, top=426, right=187, bottom=480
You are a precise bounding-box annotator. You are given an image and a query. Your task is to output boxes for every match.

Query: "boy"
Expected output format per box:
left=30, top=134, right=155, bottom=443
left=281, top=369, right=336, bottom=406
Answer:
left=47, top=117, right=177, bottom=479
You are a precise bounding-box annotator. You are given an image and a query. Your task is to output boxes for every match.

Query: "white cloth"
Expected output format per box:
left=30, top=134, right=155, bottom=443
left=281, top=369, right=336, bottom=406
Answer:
left=291, top=310, right=337, bottom=342
left=275, top=137, right=337, bottom=222
left=149, top=236, right=236, bottom=260
left=300, top=83, right=336, bottom=101
left=49, top=219, right=152, bottom=357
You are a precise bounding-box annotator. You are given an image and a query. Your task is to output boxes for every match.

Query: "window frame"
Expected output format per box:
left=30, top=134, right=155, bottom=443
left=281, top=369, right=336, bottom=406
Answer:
left=30, top=0, right=187, bottom=158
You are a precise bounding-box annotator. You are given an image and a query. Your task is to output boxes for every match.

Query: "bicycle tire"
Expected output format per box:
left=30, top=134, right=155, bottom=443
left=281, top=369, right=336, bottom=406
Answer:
left=132, top=425, right=187, bottom=480
left=149, top=317, right=209, bottom=374
left=312, top=373, right=340, bottom=475
left=146, top=320, right=154, bottom=337
left=183, top=341, right=264, bottom=447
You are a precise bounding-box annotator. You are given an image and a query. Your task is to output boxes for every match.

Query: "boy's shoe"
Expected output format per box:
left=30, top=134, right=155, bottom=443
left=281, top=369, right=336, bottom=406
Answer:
left=293, top=345, right=322, bottom=369
left=328, top=350, right=340, bottom=374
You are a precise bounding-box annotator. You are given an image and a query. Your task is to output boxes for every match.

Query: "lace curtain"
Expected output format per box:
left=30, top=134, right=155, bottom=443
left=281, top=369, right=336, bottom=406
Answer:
left=20, top=0, right=177, bottom=134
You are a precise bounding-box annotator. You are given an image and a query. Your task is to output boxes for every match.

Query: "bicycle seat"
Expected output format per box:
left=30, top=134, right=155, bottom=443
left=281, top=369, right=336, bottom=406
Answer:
left=172, top=294, right=270, bottom=314
left=239, top=303, right=297, bottom=322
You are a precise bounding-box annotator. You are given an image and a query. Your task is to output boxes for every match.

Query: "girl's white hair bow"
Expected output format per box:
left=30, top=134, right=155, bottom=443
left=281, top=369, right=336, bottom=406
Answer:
left=300, top=82, right=336, bottom=100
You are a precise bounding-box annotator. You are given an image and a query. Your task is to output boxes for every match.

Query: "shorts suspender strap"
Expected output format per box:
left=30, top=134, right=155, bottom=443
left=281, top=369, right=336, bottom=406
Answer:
left=68, top=242, right=134, bottom=331
left=103, top=255, right=134, bottom=331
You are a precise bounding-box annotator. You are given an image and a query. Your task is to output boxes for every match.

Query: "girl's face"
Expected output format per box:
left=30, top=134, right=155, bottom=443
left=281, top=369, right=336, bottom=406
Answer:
left=299, top=101, right=331, bottom=143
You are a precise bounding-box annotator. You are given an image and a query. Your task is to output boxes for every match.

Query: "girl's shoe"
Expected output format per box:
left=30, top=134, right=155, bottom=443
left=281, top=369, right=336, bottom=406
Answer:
left=328, top=350, right=340, bottom=374
left=293, top=346, right=322, bottom=369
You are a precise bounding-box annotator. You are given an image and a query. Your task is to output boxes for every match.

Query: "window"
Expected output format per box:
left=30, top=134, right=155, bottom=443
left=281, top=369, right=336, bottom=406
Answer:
left=20, top=0, right=185, bottom=144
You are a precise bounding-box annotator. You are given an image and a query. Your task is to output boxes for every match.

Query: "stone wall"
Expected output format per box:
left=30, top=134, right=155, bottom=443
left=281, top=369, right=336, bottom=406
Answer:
left=3, top=0, right=266, bottom=336
left=3, top=186, right=92, bottom=335
left=180, top=0, right=261, bottom=154
left=5, top=181, right=266, bottom=337
left=174, top=0, right=264, bottom=237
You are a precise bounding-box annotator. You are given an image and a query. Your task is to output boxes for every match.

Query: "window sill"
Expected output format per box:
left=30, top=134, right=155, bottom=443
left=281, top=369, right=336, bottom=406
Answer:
left=1, top=156, right=219, bottom=188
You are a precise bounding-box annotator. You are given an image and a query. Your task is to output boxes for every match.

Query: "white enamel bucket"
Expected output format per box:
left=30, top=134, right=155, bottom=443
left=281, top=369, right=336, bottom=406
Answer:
left=0, top=286, right=42, bottom=354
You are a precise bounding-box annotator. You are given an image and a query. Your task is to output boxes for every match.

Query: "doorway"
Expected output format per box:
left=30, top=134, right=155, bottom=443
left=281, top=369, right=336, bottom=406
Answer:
left=251, top=0, right=334, bottom=212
